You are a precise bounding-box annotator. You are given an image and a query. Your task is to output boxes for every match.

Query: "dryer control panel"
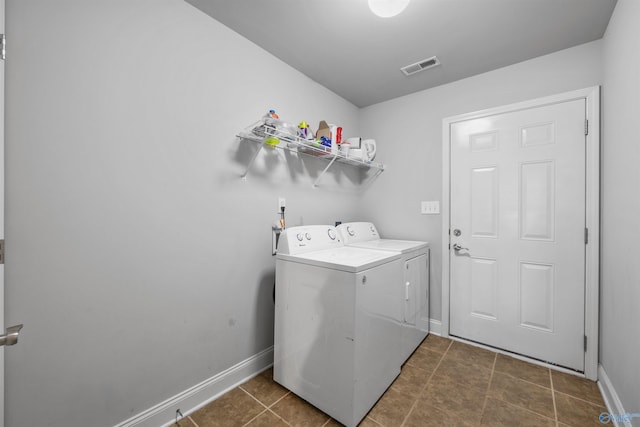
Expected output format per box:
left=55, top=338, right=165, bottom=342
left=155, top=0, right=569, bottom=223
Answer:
left=337, top=222, right=379, bottom=244
left=277, top=225, right=343, bottom=255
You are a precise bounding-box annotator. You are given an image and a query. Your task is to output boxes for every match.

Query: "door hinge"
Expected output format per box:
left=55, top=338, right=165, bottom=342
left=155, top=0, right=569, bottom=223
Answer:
left=584, top=335, right=587, bottom=352
left=585, top=228, right=589, bottom=244
left=0, top=239, right=4, bottom=264
left=585, top=119, right=589, bottom=136
left=1, top=34, right=5, bottom=61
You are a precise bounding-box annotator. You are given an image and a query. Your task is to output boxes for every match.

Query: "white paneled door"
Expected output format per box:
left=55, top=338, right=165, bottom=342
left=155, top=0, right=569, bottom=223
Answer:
left=449, top=99, right=587, bottom=371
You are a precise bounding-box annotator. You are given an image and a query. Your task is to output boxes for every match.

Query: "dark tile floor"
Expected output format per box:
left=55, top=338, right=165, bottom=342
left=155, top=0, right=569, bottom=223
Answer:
left=175, top=335, right=607, bottom=426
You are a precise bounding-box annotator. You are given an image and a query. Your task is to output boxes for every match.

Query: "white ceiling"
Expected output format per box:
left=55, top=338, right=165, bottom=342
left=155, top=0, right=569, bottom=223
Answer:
left=185, top=0, right=616, bottom=107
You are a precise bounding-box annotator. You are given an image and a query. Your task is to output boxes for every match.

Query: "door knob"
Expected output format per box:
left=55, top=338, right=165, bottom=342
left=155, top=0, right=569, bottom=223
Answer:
left=0, top=324, right=23, bottom=347
left=452, top=243, right=469, bottom=252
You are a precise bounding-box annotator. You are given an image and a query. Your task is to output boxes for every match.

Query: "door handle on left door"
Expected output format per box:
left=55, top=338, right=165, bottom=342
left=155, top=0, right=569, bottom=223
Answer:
left=452, top=243, right=469, bottom=252
left=0, top=324, right=23, bottom=347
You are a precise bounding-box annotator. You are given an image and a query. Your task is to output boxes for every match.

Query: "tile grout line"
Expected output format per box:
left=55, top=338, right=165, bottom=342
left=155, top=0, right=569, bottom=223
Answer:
left=239, top=404, right=295, bottom=427
left=363, top=416, right=385, bottom=426
left=264, top=391, right=297, bottom=427
left=553, top=389, right=607, bottom=407
left=239, top=385, right=270, bottom=410
left=243, top=385, right=302, bottom=426
left=238, top=386, right=296, bottom=427
left=477, top=352, right=498, bottom=426
left=486, top=364, right=560, bottom=423
left=187, top=415, right=199, bottom=427
left=240, top=408, right=268, bottom=427
left=237, top=386, right=270, bottom=427
left=268, top=390, right=292, bottom=409
left=240, top=384, right=292, bottom=410
left=320, top=416, right=335, bottom=426
left=399, top=339, right=454, bottom=427
left=266, top=408, right=295, bottom=427
left=240, top=380, right=333, bottom=427
left=489, top=394, right=559, bottom=424
left=492, top=368, right=554, bottom=391
left=495, top=365, right=603, bottom=403
left=550, top=369, right=559, bottom=427
left=490, top=368, right=560, bottom=399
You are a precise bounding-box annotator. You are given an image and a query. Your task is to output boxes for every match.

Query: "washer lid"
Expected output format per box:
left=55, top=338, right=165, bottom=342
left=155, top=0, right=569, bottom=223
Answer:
left=348, top=239, right=428, bottom=254
left=277, top=246, right=400, bottom=273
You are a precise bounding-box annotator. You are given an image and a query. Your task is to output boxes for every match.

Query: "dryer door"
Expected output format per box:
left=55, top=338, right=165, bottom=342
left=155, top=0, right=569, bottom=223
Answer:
left=404, top=254, right=428, bottom=325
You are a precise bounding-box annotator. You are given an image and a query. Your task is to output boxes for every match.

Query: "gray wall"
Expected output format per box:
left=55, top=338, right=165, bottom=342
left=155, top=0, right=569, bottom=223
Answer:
left=600, top=0, right=640, bottom=415
left=6, top=1, right=639, bottom=426
left=358, top=41, right=603, bottom=322
left=4, top=1, right=364, bottom=426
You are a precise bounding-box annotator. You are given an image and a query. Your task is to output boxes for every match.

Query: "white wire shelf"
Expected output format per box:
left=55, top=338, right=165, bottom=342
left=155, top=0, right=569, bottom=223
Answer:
left=237, top=120, right=385, bottom=187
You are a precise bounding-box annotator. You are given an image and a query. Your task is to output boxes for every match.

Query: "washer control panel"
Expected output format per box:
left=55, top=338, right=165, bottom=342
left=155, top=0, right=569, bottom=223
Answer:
left=277, top=225, right=342, bottom=255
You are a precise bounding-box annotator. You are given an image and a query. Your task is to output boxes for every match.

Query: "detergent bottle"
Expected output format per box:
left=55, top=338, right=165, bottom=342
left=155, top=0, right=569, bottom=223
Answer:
left=298, top=121, right=314, bottom=140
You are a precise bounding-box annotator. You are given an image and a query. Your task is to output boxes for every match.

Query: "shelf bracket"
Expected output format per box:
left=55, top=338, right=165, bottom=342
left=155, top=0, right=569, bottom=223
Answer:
left=312, top=155, right=338, bottom=188
left=240, top=143, right=264, bottom=181
left=370, top=168, right=384, bottom=181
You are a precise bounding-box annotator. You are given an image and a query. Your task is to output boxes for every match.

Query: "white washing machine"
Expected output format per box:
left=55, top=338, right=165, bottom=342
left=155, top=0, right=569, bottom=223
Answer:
left=274, top=225, right=403, bottom=427
left=337, top=222, right=430, bottom=364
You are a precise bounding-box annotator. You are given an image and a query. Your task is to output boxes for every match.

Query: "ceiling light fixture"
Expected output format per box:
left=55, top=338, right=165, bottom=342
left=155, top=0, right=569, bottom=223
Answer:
left=368, top=0, right=411, bottom=18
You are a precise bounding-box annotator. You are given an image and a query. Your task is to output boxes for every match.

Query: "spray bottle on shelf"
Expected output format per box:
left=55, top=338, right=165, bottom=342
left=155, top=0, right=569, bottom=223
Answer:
left=261, top=109, right=280, bottom=146
left=263, top=109, right=279, bottom=120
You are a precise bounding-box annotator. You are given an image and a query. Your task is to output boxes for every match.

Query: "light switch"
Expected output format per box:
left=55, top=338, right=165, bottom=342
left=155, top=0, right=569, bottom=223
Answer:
left=421, top=201, right=440, bottom=215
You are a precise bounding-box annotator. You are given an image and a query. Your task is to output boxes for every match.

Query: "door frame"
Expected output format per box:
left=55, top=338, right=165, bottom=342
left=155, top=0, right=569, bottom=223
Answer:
left=441, top=86, right=600, bottom=380
left=0, top=0, right=5, bottom=423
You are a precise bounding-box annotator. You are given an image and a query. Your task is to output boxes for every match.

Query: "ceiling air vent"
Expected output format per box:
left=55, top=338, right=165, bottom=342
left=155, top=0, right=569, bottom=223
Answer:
left=401, top=56, right=440, bottom=76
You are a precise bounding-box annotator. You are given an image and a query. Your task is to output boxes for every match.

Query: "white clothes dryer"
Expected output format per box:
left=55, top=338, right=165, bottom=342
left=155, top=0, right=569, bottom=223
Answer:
left=337, top=222, right=430, bottom=364
left=274, top=225, right=403, bottom=427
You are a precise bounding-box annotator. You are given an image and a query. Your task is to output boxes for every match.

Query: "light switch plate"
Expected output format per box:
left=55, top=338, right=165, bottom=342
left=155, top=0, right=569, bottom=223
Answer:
left=421, top=201, right=440, bottom=215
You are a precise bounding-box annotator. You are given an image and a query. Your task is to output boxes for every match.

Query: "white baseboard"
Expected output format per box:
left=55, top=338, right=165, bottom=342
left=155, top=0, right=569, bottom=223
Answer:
left=429, top=318, right=442, bottom=336
left=114, top=346, right=274, bottom=427
left=598, top=364, right=634, bottom=427
left=115, top=319, right=444, bottom=427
